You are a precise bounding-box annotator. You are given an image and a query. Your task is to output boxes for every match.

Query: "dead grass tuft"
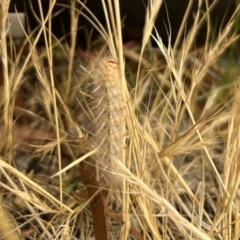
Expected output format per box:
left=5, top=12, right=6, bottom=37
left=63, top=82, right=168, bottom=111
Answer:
left=0, top=0, right=239, bottom=239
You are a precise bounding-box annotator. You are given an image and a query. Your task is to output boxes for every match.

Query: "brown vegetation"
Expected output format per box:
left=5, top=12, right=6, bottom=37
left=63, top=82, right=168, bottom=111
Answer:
left=0, top=0, right=239, bottom=239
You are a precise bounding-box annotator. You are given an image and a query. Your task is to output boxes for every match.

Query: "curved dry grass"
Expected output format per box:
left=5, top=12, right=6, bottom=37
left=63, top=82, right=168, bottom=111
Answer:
left=0, top=0, right=239, bottom=239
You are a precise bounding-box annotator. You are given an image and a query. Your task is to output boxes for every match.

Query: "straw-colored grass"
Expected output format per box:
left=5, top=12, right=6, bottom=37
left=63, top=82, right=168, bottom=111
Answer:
left=0, top=0, right=239, bottom=239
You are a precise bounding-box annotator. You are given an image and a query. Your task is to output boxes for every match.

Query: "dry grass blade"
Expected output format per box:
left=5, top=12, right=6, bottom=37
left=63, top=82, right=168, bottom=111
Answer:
left=136, top=0, right=162, bottom=95
left=0, top=159, right=73, bottom=213
left=0, top=203, right=21, bottom=240
left=1, top=0, right=240, bottom=239
left=152, top=27, right=229, bottom=204
left=0, top=0, right=12, bottom=158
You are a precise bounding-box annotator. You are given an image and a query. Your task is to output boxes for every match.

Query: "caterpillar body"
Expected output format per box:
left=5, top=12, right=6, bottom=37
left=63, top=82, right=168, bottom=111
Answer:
left=84, top=56, right=126, bottom=187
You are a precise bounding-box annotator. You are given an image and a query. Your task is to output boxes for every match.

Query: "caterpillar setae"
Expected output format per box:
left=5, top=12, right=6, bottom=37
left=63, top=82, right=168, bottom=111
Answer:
left=83, top=55, right=126, bottom=188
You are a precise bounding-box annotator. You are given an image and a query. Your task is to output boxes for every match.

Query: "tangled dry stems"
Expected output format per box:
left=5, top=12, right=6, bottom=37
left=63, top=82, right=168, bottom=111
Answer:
left=0, top=0, right=239, bottom=239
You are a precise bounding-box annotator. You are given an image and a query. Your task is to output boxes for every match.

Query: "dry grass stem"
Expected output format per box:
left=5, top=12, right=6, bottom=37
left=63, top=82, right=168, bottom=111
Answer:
left=0, top=0, right=239, bottom=239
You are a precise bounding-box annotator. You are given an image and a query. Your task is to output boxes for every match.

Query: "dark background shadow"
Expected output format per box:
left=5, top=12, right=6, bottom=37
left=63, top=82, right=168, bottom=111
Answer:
left=9, top=0, right=236, bottom=46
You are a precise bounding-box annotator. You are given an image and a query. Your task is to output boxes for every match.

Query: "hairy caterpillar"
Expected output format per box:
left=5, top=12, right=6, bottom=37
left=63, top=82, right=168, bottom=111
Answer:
left=83, top=55, right=126, bottom=187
